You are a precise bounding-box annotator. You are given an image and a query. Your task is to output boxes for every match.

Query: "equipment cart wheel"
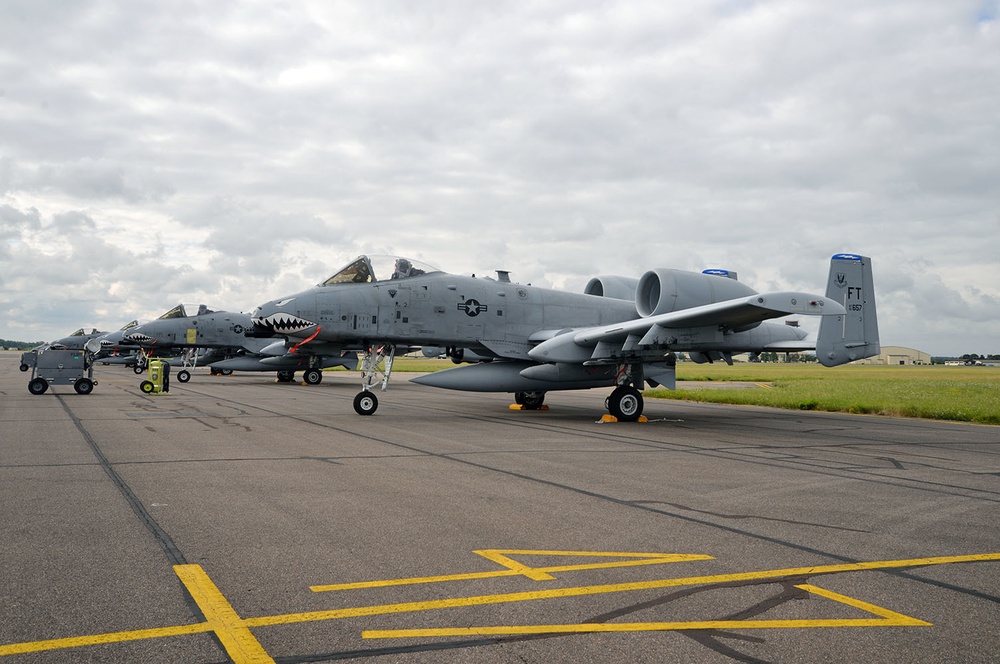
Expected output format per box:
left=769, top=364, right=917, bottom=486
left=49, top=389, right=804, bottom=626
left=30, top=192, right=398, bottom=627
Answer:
left=353, top=391, right=378, bottom=415
left=608, top=385, right=643, bottom=422
left=303, top=368, right=323, bottom=385
left=74, top=378, right=94, bottom=395
left=177, top=370, right=191, bottom=383
left=28, top=378, right=49, bottom=395
left=140, top=380, right=155, bottom=394
left=20, top=363, right=29, bottom=372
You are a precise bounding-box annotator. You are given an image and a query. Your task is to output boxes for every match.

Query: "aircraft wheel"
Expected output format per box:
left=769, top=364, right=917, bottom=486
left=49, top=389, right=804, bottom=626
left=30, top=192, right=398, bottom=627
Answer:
left=28, top=378, right=48, bottom=395
left=134, top=365, right=145, bottom=374
left=608, top=386, right=643, bottom=422
left=74, top=378, right=94, bottom=395
left=520, top=391, right=545, bottom=410
left=514, top=392, right=524, bottom=405
left=303, top=368, right=323, bottom=385
left=19, top=363, right=29, bottom=372
left=177, top=370, right=191, bottom=383
left=353, top=391, right=378, bottom=415
left=220, top=369, right=233, bottom=376
left=140, top=380, right=155, bottom=394
left=276, top=370, right=294, bottom=383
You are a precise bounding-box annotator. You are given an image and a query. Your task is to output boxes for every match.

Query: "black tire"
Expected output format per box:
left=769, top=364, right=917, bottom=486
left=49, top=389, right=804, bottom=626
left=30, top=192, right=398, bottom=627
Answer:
left=520, top=391, right=545, bottom=410
left=74, top=378, right=94, bottom=395
left=140, top=380, right=155, bottom=394
left=177, top=370, right=191, bottom=383
left=276, top=371, right=294, bottom=383
left=608, top=386, right=643, bottom=422
left=28, top=378, right=48, bottom=395
left=303, top=368, right=323, bottom=385
left=220, top=369, right=233, bottom=376
left=19, top=363, right=29, bottom=372
left=353, top=391, right=378, bottom=415
left=514, top=392, right=525, bottom=405
left=133, top=365, right=145, bottom=374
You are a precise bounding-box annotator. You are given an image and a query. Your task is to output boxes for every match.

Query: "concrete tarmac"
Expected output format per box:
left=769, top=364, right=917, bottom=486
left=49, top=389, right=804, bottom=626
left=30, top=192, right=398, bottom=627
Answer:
left=2, top=353, right=999, bottom=663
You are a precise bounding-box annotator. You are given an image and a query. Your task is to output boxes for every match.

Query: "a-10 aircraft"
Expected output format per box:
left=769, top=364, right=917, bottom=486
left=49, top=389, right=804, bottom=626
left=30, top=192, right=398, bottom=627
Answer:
left=125, top=304, right=357, bottom=383
left=250, top=253, right=879, bottom=420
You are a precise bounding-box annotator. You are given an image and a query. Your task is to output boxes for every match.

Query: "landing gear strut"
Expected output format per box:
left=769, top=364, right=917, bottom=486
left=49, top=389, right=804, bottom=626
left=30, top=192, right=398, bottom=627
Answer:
left=354, top=344, right=395, bottom=415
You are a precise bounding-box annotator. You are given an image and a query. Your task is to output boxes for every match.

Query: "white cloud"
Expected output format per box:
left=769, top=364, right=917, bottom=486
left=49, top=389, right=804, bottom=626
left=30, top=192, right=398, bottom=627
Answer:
left=0, top=0, right=998, bottom=354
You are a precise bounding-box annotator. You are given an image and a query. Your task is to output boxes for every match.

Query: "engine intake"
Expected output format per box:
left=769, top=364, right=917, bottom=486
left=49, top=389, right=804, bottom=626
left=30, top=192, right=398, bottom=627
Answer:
left=583, top=275, right=639, bottom=301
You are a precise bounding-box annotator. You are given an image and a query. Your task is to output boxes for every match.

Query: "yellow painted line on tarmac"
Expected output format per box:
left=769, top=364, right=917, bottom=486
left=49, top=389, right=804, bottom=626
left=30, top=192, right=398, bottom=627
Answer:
left=755, top=382, right=773, bottom=389
left=0, top=623, right=210, bottom=657
left=311, top=550, right=713, bottom=591
left=3, top=553, right=997, bottom=658
left=795, top=584, right=931, bottom=625
left=174, top=564, right=276, bottom=664
left=269, top=553, right=1000, bottom=631
left=362, top=582, right=933, bottom=639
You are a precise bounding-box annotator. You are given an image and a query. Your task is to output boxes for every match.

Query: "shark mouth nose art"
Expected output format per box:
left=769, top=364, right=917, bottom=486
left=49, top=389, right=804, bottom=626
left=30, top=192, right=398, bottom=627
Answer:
left=252, top=313, right=317, bottom=334
left=125, top=333, right=155, bottom=344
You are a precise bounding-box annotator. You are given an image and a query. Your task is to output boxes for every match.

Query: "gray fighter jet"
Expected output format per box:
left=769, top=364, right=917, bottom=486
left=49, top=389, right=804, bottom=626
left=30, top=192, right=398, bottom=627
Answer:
left=49, top=327, right=108, bottom=350
left=126, top=304, right=356, bottom=384
left=20, top=327, right=110, bottom=371
left=250, top=253, right=878, bottom=419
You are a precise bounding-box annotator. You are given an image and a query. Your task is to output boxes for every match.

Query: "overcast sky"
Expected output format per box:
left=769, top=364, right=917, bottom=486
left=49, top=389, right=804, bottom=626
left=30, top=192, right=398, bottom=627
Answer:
left=2, top=1, right=998, bottom=355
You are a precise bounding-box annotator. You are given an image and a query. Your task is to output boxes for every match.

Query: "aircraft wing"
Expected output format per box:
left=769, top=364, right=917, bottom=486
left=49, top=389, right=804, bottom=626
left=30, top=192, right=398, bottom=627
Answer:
left=528, top=291, right=844, bottom=363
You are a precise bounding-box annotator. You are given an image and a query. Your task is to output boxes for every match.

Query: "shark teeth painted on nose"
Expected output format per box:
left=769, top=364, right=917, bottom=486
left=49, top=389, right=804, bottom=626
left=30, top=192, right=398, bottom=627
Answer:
left=252, top=313, right=317, bottom=333
left=126, top=334, right=155, bottom=344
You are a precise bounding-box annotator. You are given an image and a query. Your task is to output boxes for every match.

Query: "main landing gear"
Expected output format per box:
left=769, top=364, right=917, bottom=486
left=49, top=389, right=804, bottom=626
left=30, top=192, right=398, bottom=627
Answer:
left=603, top=363, right=645, bottom=422
left=513, top=391, right=546, bottom=410
left=354, top=344, right=396, bottom=415
left=606, top=385, right=644, bottom=422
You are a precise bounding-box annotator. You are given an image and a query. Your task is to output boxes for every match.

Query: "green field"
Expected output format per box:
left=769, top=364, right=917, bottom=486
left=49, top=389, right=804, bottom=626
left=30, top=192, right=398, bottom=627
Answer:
left=652, top=363, right=1000, bottom=425
left=386, top=357, right=1000, bottom=425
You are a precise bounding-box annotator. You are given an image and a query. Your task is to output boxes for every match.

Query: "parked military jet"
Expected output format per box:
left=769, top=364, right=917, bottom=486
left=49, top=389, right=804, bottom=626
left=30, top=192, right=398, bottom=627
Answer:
left=250, top=253, right=878, bottom=419
left=20, top=327, right=111, bottom=371
left=126, top=304, right=356, bottom=383
left=48, top=327, right=107, bottom=350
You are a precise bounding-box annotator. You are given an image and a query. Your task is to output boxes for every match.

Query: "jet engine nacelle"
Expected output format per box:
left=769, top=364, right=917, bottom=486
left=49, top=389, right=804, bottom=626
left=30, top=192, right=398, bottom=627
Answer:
left=583, top=275, right=639, bottom=301
left=636, top=269, right=758, bottom=317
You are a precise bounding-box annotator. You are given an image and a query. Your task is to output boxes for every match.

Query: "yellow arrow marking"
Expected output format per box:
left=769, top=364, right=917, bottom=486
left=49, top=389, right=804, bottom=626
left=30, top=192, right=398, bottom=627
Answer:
left=310, top=550, right=713, bottom=592
left=363, top=583, right=932, bottom=638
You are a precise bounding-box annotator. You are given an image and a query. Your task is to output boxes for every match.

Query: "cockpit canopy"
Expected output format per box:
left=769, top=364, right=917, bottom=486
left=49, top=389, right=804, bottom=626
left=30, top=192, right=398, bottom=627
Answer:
left=320, top=254, right=442, bottom=286
left=157, top=304, right=215, bottom=320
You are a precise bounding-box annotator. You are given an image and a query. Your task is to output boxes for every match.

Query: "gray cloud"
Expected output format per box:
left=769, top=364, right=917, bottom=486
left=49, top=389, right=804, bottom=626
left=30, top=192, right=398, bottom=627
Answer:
left=0, top=0, right=998, bottom=353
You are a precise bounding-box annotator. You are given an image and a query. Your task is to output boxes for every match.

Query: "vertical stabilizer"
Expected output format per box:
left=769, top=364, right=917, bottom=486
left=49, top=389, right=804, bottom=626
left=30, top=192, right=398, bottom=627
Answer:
left=817, top=254, right=880, bottom=367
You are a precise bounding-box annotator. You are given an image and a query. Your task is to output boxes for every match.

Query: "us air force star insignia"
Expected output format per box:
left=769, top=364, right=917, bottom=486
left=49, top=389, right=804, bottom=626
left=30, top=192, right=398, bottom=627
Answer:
left=458, top=299, right=487, bottom=317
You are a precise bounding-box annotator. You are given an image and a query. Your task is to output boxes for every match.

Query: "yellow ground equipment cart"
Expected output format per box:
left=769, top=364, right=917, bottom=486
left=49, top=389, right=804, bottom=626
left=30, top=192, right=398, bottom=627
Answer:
left=139, top=359, right=171, bottom=394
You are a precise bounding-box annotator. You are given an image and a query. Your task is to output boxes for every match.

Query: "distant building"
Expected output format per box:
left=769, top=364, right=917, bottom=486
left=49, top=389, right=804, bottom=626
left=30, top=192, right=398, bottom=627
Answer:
left=855, top=346, right=931, bottom=365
